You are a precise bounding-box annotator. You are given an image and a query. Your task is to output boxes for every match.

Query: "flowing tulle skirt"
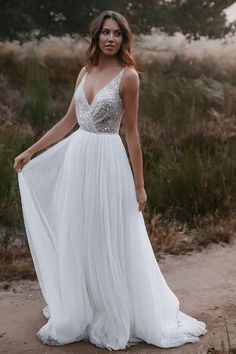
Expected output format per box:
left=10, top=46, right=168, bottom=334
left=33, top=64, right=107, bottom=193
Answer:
left=18, top=127, right=207, bottom=350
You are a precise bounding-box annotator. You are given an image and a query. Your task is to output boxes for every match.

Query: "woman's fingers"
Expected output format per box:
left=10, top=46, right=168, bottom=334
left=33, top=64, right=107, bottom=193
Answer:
left=138, top=200, right=146, bottom=211
left=13, top=150, right=32, bottom=173
left=13, top=158, right=23, bottom=172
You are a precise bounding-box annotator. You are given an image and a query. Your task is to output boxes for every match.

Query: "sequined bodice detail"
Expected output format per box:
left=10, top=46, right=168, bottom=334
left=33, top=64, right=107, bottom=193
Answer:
left=74, top=68, right=126, bottom=134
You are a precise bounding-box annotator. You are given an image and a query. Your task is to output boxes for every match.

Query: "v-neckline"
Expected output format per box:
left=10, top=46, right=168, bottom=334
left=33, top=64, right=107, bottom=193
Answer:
left=83, top=67, right=126, bottom=107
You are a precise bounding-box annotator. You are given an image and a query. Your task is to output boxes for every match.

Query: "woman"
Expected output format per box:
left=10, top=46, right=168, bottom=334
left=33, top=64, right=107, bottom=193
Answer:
left=13, top=10, right=207, bottom=351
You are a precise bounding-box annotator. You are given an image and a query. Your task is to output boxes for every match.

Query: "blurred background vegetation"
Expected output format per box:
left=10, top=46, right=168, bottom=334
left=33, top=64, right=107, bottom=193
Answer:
left=0, top=0, right=236, bottom=281
left=1, top=0, right=236, bottom=40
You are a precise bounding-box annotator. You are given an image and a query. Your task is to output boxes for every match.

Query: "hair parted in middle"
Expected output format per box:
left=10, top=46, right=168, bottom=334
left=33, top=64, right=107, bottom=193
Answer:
left=85, top=10, right=136, bottom=70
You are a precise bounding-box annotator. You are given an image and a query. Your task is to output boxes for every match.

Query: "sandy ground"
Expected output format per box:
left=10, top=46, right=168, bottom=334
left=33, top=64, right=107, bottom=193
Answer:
left=0, top=239, right=236, bottom=354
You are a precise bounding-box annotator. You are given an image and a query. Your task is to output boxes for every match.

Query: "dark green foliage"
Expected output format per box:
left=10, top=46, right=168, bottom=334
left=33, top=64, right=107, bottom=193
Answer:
left=0, top=0, right=235, bottom=42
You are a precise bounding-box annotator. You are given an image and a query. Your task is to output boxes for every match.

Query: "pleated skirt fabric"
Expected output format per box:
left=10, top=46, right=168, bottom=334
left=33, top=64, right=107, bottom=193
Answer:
left=18, top=127, right=207, bottom=350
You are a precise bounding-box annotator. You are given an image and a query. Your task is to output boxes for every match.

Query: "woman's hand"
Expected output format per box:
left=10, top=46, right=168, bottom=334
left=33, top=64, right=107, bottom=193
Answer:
left=13, top=150, right=33, bottom=173
left=135, top=186, right=147, bottom=212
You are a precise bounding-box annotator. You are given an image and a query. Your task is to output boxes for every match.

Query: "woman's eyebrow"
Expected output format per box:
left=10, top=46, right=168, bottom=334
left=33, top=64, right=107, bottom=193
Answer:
left=102, top=27, right=121, bottom=31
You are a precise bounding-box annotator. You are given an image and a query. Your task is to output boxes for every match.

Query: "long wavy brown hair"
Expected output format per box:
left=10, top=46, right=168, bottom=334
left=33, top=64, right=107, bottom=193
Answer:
left=85, top=10, right=136, bottom=70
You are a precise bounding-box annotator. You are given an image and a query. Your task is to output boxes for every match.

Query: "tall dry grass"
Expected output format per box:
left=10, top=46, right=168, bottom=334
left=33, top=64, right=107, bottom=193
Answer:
left=0, top=34, right=236, bottom=280
left=138, top=57, right=236, bottom=222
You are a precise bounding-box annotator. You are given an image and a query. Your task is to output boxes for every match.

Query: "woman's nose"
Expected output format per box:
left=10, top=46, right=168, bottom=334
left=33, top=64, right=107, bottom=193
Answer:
left=108, top=33, right=114, bottom=41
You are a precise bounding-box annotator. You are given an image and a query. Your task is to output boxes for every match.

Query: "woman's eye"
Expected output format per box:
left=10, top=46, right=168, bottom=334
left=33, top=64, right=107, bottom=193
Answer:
left=101, top=30, right=122, bottom=36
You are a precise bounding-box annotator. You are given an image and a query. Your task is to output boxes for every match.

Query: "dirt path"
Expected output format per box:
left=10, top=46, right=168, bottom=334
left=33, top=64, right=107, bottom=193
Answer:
left=0, top=239, right=236, bottom=354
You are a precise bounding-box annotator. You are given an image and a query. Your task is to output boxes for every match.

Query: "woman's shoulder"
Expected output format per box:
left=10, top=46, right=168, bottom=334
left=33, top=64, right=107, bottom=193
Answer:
left=75, top=66, right=88, bottom=88
left=123, top=65, right=139, bottom=74
left=120, top=66, right=140, bottom=96
left=122, top=66, right=140, bottom=84
left=78, top=65, right=88, bottom=78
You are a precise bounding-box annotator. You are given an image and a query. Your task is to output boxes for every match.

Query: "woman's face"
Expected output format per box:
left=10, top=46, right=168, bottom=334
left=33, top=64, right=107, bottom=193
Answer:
left=98, top=18, right=123, bottom=57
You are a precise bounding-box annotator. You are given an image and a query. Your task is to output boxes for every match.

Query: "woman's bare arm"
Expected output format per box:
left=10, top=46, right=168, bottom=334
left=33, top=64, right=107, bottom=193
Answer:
left=13, top=66, right=87, bottom=172
left=26, top=66, right=87, bottom=156
left=120, top=68, right=147, bottom=211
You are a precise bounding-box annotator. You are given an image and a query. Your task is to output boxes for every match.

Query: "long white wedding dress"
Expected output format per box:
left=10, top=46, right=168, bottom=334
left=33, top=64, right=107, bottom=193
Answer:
left=18, top=66, right=207, bottom=351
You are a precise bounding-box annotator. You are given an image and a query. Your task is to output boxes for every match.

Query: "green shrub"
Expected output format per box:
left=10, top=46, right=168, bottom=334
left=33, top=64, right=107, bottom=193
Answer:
left=23, top=59, right=51, bottom=132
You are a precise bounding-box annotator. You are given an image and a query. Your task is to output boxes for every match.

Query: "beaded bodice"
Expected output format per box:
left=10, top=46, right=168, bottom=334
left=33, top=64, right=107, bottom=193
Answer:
left=74, top=67, right=127, bottom=134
